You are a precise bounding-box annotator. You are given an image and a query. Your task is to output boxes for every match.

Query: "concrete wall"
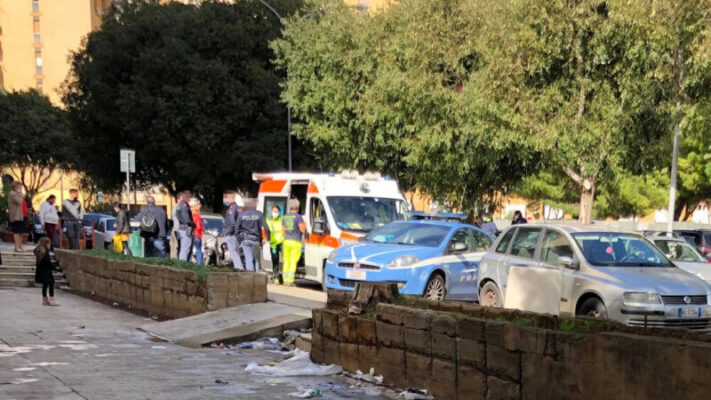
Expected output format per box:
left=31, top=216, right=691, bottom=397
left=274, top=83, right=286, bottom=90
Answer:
left=312, top=301, right=711, bottom=400
left=56, top=250, right=267, bottom=319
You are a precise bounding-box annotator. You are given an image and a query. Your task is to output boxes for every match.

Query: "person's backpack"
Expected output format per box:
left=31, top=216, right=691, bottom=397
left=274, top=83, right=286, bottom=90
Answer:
left=140, top=209, right=159, bottom=237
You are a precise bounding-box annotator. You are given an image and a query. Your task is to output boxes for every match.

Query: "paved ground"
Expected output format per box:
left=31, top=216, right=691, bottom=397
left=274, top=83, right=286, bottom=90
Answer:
left=0, top=288, right=388, bottom=400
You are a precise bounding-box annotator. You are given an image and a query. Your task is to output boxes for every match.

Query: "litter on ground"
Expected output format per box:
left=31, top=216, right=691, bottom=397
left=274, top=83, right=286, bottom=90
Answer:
left=288, top=388, right=323, bottom=398
left=245, top=349, right=342, bottom=377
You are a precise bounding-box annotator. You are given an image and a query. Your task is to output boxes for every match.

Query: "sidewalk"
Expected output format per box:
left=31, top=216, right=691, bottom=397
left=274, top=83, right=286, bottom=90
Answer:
left=0, top=288, right=386, bottom=400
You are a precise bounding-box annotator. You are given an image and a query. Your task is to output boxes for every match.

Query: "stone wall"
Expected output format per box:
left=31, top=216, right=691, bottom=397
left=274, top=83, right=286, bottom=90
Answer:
left=56, top=250, right=267, bottom=319
left=312, top=299, right=711, bottom=400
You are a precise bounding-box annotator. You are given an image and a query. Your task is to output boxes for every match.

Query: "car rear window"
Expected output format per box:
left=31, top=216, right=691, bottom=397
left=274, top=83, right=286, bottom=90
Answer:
left=510, top=228, right=541, bottom=259
left=495, top=229, right=515, bottom=253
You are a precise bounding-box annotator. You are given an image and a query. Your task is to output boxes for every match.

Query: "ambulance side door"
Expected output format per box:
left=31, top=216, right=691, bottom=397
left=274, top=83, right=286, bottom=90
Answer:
left=304, top=195, right=332, bottom=280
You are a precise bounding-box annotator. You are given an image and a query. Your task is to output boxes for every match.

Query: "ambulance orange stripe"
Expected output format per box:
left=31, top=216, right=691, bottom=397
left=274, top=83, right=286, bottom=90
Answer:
left=259, top=180, right=287, bottom=193
left=307, top=181, right=319, bottom=193
left=340, top=232, right=359, bottom=242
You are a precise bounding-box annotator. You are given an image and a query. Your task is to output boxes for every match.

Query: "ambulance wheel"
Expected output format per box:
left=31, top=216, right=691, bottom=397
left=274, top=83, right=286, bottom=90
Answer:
left=423, top=273, right=446, bottom=301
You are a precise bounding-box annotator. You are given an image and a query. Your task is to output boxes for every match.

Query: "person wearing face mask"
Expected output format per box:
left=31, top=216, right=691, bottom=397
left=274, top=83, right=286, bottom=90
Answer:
left=8, top=181, right=28, bottom=252
left=222, top=191, right=244, bottom=270
left=266, top=205, right=285, bottom=284
left=62, top=189, right=84, bottom=249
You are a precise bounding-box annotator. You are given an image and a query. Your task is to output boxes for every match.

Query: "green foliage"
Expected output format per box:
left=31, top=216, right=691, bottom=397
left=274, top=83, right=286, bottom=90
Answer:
left=82, top=249, right=214, bottom=283
left=64, top=0, right=305, bottom=210
left=594, top=170, right=669, bottom=219
left=558, top=319, right=602, bottom=333
left=0, top=89, right=73, bottom=203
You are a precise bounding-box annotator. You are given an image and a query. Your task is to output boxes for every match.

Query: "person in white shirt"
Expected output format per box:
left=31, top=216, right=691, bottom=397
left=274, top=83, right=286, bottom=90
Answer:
left=39, top=195, right=59, bottom=250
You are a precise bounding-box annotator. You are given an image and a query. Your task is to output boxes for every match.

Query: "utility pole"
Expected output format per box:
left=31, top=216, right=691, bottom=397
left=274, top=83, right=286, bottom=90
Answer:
left=666, top=50, right=684, bottom=235
left=120, top=149, right=135, bottom=212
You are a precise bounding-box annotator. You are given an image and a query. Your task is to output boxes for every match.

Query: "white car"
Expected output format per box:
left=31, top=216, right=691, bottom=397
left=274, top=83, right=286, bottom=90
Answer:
left=94, top=216, right=139, bottom=249
left=652, top=236, right=711, bottom=283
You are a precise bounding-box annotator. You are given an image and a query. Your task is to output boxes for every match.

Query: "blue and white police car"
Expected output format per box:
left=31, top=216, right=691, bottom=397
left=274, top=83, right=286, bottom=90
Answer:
left=324, top=220, right=494, bottom=301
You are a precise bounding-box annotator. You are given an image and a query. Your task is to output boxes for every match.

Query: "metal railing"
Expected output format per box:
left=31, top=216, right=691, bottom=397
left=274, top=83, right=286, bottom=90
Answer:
left=56, top=218, right=95, bottom=250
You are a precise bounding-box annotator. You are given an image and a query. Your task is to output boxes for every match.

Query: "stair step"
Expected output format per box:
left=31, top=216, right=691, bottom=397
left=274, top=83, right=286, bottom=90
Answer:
left=0, top=279, right=68, bottom=288
left=0, top=266, right=36, bottom=273
left=0, top=272, right=64, bottom=279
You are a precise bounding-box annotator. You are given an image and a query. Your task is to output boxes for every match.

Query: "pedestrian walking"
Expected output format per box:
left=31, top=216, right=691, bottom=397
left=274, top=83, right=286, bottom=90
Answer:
left=223, top=191, right=244, bottom=270
left=175, top=191, right=195, bottom=262
left=170, top=193, right=182, bottom=259
left=481, top=213, right=500, bottom=237
left=113, top=202, right=132, bottom=256
left=136, top=195, right=168, bottom=258
left=266, top=205, right=284, bottom=284
left=235, top=199, right=270, bottom=272
left=62, top=189, right=83, bottom=249
left=8, top=181, right=28, bottom=252
left=39, top=195, right=59, bottom=251
left=190, top=199, right=204, bottom=266
left=281, top=199, right=306, bottom=286
left=511, top=210, right=527, bottom=225
left=34, top=237, right=58, bottom=306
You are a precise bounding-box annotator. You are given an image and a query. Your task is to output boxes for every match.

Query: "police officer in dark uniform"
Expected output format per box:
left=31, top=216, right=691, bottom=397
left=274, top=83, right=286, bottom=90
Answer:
left=176, top=191, right=195, bottom=262
left=223, top=191, right=244, bottom=270
left=235, top=198, right=270, bottom=272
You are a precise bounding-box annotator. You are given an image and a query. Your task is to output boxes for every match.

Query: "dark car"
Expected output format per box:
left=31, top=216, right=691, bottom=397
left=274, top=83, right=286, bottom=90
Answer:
left=674, top=230, right=711, bottom=257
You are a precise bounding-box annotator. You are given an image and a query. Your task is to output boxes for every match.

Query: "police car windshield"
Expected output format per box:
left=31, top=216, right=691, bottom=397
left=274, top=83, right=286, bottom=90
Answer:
left=327, top=196, right=408, bottom=232
left=363, top=223, right=450, bottom=247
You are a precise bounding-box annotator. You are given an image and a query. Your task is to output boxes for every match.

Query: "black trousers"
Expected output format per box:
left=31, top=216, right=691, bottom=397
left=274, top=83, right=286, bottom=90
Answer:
left=42, top=283, right=54, bottom=297
left=271, top=244, right=282, bottom=283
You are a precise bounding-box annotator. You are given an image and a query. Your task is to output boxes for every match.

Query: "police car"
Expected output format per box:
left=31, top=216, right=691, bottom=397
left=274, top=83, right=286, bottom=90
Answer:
left=324, top=220, right=493, bottom=301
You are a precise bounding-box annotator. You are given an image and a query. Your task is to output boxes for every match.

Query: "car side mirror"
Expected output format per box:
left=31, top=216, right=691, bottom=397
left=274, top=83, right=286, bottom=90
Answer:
left=558, top=256, right=578, bottom=270
left=450, top=242, right=468, bottom=254
left=313, top=217, right=327, bottom=235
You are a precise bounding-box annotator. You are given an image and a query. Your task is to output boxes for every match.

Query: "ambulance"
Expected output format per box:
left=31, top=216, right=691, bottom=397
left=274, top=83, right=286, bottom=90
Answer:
left=253, top=171, right=410, bottom=288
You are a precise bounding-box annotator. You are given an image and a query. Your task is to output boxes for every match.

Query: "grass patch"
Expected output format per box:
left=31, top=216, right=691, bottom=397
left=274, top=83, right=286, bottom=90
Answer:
left=559, top=319, right=602, bottom=333
left=81, top=249, right=216, bottom=283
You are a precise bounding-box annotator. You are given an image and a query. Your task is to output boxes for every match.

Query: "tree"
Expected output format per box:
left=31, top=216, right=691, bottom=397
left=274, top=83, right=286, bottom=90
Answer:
left=64, top=0, right=303, bottom=210
left=0, top=89, right=73, bottom=204
left=273, top=0, right=538, bottom=214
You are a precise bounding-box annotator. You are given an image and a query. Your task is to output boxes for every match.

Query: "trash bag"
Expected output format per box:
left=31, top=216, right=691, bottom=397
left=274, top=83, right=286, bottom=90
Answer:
left=245, top=349, right=342, bottom=377
left=112, top=234, right=123, bottom=253
left=128, top=230, right=143, bottom=257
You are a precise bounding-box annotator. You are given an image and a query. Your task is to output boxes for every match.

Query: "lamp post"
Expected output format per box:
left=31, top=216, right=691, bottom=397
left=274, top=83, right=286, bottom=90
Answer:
left=257, top=0, right=292, bottom=172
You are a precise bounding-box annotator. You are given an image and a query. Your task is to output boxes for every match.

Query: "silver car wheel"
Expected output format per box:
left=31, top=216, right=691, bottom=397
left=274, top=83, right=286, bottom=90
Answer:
left=424, top=276, right=445, bottom=301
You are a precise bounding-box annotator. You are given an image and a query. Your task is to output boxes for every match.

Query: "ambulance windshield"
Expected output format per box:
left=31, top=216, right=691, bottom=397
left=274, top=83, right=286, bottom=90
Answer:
left=327, top=196, right=409, bottom=232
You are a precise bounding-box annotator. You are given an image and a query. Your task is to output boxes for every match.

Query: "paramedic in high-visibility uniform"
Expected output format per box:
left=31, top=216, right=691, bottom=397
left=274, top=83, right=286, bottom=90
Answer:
left=281, top=199, right=306, bottom=286
left=266, top=205, right=285, bottom=284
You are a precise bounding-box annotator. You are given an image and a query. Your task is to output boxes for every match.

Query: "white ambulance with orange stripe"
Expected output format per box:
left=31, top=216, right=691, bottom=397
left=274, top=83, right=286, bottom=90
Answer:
left=253, top=171, right=409, bottom=288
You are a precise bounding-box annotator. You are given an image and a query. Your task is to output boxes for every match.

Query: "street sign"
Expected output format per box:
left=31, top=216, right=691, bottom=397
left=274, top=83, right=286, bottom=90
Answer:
left=120, top=149, right=136, bottom=173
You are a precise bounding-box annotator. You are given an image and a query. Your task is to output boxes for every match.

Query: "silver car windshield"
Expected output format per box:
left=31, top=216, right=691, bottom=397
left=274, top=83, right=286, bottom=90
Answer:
left=363, top=223, right=450, bottom=247
left=572, top=233, right=671, bottom=267
left=654, top=239, right=706, bottom=263
left=327, top=196, right=409, bottom=233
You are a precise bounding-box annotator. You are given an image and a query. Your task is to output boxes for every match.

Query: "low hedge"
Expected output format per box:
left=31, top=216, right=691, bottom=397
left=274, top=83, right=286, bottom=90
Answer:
left=81, top=249, right=215, bottom=283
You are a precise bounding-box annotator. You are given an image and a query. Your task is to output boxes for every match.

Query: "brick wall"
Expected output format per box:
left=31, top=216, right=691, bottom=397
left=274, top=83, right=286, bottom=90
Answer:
left=56, top=250, right=267, bottom=319
left=312, top=302, right=711, bottom=400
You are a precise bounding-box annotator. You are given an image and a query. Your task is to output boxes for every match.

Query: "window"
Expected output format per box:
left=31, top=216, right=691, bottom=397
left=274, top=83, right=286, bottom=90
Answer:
left=363, top=222, right=450, bottom=247
left=263, top=196, right=287, bottom=217
left=540, top=230, right=574, bottom=265
left=310, top=197, right=328, bottom=233
left=471, top=230, right=493, bottom=251
left=572, top=233, right=669, bottom=267
left=495, top=229, right=515, bottom=253
left=34, top=34, right=41, bottom=45
left=447, top=229, right=473, bottom=254
left=654, top=240, right=705, bottom=263
left=510, top=228, right=541, bottom=259
left=33, top=19, right=40, bottom=32
left=32, top=1, right=40, bottom=13
left=35, top=65, right=43, bottom=75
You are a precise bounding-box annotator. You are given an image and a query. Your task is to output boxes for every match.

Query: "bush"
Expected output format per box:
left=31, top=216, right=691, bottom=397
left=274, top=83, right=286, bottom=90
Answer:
left=81, top=249, right=220, bottom=283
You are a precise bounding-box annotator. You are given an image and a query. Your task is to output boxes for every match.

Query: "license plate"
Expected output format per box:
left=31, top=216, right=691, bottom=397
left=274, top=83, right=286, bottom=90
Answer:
left=679, top=308, right=701, bottom=318
left=346, top=269, right=366, bottom=280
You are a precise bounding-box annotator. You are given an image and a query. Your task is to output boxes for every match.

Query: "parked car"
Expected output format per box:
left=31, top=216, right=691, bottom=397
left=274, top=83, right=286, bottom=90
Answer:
left=82, top=213, right=112, bottom=249
left=478, top=224, right=711, bottom=331
left=30, top=214, right=46, bottom=243
left=652, top=235, right=711, bottom=283
left=93, top=217, right=139, bottom=249
left=324, top=220, right=494, bottom=301
left=674, top=230, right=711, bottom=257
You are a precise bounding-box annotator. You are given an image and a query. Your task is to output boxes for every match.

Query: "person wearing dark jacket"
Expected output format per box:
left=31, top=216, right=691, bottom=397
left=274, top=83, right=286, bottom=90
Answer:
left=223, top=191, right=244, bottom=270
left=235, top=199, right=270, bottom=272
left=34, top=237, right=58, bottom=306
left=62, top=189, right=83, bottom=250
left=511, top=210, right=527, bottom=225
left=176, top=191, right=195, bottom=262
left=136, top=195, right=168, bottom=258
left=114, top=202, right=132, bottom=256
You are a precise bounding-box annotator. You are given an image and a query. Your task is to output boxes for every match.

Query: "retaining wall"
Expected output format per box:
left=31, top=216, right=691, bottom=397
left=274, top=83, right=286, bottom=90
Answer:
left=56, top=250, right=267, bottom=319
left=313, top=296, right=711, bottom=400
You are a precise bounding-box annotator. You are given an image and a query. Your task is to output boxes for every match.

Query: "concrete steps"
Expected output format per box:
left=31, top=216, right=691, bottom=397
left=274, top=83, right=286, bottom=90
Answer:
left=0, top=251, right=66, bottom=288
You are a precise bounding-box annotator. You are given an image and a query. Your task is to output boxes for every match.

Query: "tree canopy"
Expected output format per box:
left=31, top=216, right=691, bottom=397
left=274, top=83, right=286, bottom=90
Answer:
left=0, top=89, right=73, bottom=203
left=64, top=0, right=304, bottom=210
left=275, top=0, right=711, bottom=221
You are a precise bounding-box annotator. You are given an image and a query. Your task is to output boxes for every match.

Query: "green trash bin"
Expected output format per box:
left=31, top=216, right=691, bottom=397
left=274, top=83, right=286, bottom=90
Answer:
left=128, top=230, right=143, bottom=257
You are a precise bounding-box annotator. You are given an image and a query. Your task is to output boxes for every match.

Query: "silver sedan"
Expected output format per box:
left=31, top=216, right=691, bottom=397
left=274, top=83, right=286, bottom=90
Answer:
left=478, top=224, right=711, bottom=332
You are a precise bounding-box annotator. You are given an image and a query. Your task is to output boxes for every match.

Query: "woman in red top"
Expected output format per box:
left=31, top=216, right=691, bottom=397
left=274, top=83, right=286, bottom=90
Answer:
left=189, top=199, right=204, bottom=265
